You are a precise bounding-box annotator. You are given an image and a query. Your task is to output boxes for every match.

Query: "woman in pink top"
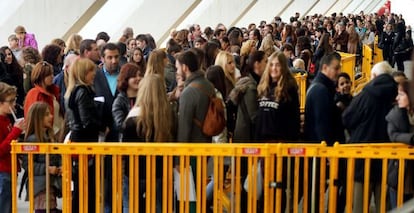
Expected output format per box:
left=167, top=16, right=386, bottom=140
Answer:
left=15, top=25, right=38, bottom=50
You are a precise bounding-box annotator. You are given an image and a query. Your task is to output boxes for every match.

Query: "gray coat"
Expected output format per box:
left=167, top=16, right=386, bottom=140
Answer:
left=21, top=135, right=61, bottom=198
left=386, top=106, right=414, bottom=144
left=177, top=70, right=214, bottom=142
left=230, top=75, right=258, bottom=142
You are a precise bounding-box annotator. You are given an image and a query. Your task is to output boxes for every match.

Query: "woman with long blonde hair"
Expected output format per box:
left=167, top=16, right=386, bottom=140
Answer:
left=215, top=51, right=237, bottom=98
left=144, top=49, right=168, bottom=79
left=122, top=74, right=173, bottom=212
left=64, top=57, right=100, bottom=213
left=65, top=34, right=83, bottom=55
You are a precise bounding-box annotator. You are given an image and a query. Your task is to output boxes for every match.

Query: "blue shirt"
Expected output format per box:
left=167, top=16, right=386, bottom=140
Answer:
left=103, top=66, right=119, bottom=96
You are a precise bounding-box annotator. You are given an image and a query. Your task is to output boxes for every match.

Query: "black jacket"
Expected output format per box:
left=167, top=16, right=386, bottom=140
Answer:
left=343, top=74, right=397, bottom=182
left=66, top=85, right=102, bottom=142
left=343, top=74, right=397, bottom=143
left=122, top=107, right=163, bottom=179
left=255, top=81, right=300, bottom=141
left=112, top=91, right=135, bottom=133
left=94, top=67, right=119, bottom=141
left=304, top=73, right=344, bottom=145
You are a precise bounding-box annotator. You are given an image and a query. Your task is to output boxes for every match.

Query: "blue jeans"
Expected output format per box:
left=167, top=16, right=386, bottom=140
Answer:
left=122, top=175, right=129, bottom=213
left=0, top=172, right=11, bottom=213
left=122, top=176, right=162, bottom=213
left=389, top=187, right=397, bottom=209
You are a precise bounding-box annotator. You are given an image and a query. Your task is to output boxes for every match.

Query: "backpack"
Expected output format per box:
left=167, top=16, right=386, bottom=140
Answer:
left=190, top=83, right=226, bottom=136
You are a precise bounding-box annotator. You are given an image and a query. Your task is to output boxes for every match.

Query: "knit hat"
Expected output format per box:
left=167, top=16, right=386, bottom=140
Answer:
left=14, top=25, right=26, bottom=34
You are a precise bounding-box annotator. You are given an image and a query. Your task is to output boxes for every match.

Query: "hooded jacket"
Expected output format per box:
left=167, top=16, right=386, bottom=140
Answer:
left=229, top=74, right=258, bottom=142
left=343, top=73, right=397, bottom=182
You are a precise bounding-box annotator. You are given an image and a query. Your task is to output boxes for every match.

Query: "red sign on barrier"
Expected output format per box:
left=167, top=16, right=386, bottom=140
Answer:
left=21, top=145, right=40, bottom=152
left=288, top=148, right=306, bottom=156
left=242, top=148, right=261, bottom=155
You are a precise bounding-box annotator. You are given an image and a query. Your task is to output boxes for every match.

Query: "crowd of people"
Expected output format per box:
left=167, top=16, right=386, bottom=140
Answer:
left=0, top=10, right=413, bottom=213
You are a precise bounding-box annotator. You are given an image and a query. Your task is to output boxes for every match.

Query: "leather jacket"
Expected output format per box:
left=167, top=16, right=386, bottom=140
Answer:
left=66, top=85, right=102, bottom=134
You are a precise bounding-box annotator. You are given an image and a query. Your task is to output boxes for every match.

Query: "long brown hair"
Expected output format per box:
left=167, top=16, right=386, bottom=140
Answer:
left=135, top=74, right=173, bottom=142
left=257, top=51, right=297, bottom=102
left=145, top=49, right=167, bottom=79
left=25, top=102, right=54, bottom=142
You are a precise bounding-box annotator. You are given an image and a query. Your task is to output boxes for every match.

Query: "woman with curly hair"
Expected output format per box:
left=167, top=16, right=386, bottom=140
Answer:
left=19, top=47, right=42, bottom=93
left=41, top=44, right=64, bottom=76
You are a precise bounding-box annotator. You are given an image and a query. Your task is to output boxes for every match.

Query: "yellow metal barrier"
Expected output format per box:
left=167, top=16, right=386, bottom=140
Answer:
left=294, top=73, right=307, bottom=113
left=11, top=141, right=414, bottom=213
left=339, top=52, right=357, bottom=92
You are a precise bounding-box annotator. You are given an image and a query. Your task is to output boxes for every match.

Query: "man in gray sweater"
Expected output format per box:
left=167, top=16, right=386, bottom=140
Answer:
left=176, top=50, right=214, bottom=142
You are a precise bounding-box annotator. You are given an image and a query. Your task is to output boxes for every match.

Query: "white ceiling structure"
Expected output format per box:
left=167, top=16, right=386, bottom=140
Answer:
left=0, top=0, right=408, bottom=50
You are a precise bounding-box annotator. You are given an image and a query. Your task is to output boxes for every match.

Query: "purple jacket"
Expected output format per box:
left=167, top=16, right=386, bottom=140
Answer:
left=19, top=33, right=38, bottom=50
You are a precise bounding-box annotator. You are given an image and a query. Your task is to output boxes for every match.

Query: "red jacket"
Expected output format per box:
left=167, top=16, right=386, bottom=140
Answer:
left=0, top=115, right=22, bottom=173
left=24, top=85, right=60, bottom=120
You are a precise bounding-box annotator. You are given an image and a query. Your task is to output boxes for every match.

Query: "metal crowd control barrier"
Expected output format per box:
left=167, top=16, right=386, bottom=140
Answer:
left=294, top=73, right=307, bottom=113
left=11, top=141, right=414, bottom=213
left=338, top=52, right=357, bottom=92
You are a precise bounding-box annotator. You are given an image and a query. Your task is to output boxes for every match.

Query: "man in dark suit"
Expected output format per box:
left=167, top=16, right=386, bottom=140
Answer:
left=94, top=42, right=121, bottom=213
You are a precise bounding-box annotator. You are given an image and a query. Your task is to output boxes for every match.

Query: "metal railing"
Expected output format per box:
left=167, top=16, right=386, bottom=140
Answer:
left=11, top=141, right=414, bottom=213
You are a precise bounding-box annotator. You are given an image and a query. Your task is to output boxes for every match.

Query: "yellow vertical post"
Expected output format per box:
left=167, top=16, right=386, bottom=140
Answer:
left=28, top=154, right=34, bottom=212
left=275, top=155, right=283, bottom=213
left=269, top=154, right=275, bottom=212
left=196, top=156, right=201, bottom=213
left=397, top=158, right=405, bottom=207
left=168, top=156, right=173, bottom=213
left=252, top=157, right=257, bottom=211
left=219, top=156, right=224, bottom=213
left=11, top=141, right=17, bottom=213
left=66, top=154, right=73, bottom=213
left=118, top=155, right=123, bottom=213
left=112, top=155, right=118, bottom=213
left=380, top=159, right=388, bottom=213
left=235, top=157, right=241, bottom=213
left=146, top=155, right=151, bottom=213
left=247, top=157, right=252, bottom=213
left=303, top=157, right=309, bottom=213
left=363, top=159, right=371, bottom=213
left=163, top=155, right=168, bottom=213
left=263, top=153, right=271, bottom=213
left=128, top=155, right=134, bottom=213
left=185, top=156, right=190, bottom=213
left=346, top=158, right=355, bottom=213
left=151, top=155, right=156, bottom=212
left=294, top=156, right=300, bottom=213
left=319, top=142, right=326, bottom=213
left=94, top=155, right=101, bottom=213
left=328, top=155, right=338, bottom=212
left=179, top=155, right=185, bottom=213
left=213, top=156, right=219, bottom=213
left=201, top=156, right=207, bottom=213
left=319, top=155, right=326, bottom=213
left=135, top=156, right=140, bottom=212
